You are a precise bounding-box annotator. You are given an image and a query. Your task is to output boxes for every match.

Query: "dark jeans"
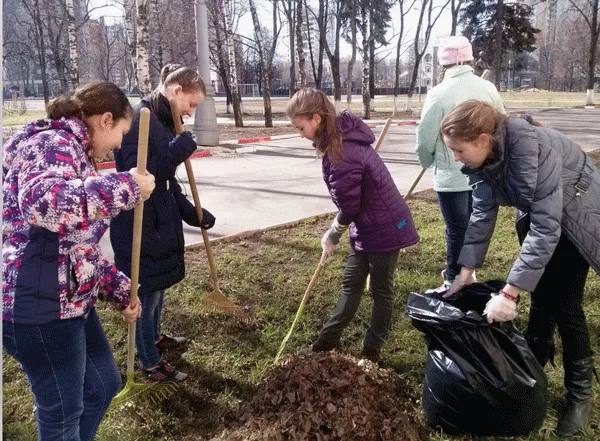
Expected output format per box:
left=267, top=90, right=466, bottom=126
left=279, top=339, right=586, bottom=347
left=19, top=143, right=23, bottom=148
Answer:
left=3, top=308, right=121, bottom=441
left=317, top=248, right=400, bottom=352
left=517, top=215, right=592, bottom=364
left=437, top=190, right=473, bottom=281
left=136, top=289, right=164, bottom=368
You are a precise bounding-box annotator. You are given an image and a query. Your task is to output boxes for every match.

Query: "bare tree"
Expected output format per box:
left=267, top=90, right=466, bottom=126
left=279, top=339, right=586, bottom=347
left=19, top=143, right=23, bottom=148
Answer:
left=123, top=0, right=137, bottom=91
left=281, top=0, right=296, bottom=94
left=393, top=0, right=416, bottom=115
left=223, top=0, right=244, bottom=126
left=346, top=0, right=357, bottom=106
left=450, top=0, right=465, bottom=36
left=207, top=0, right=233, bottom=113
left=65, top=0, right=78, bottom=88
left=136, top=0, right=152, bottom=95
left=406, top=0, right=451, bottom=111
left=360, top=2, right=370, bottom=118
left=493, top=0, right=504, bottom=87
left=568, top=0, right=600, bottom=105
left=304, top=0, right=325, bottom=88
left=20, top=0, right=51, bottom=104
left=295, top=0, right=307, bottom=86
left=311, top=0, right=344, bottom=109
left=249, top=0, right=273, bottom=126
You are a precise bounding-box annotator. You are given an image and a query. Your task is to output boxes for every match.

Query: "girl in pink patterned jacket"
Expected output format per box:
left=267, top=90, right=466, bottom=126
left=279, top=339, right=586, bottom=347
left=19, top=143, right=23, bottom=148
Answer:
left=2, top=82, right=154, bottom=441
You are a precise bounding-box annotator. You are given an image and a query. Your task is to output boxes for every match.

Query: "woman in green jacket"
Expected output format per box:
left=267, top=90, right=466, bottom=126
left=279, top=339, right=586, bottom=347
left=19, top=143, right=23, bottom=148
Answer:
left=416, top=36, right=504, bottom=290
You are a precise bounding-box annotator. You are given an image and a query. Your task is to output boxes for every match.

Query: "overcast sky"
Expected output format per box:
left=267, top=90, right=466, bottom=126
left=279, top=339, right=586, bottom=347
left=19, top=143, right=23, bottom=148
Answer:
left=89, top=0, right=456, bottom=62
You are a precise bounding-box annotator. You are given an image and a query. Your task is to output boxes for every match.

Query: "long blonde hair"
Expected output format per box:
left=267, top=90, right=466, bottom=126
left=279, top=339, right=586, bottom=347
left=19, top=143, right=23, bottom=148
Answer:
left=286, top=88, right=342, bottom=161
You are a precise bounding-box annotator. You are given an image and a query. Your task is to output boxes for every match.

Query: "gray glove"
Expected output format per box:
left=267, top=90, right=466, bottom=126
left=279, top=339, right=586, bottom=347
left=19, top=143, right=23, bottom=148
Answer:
left=321, top=215, right=349, bottom=258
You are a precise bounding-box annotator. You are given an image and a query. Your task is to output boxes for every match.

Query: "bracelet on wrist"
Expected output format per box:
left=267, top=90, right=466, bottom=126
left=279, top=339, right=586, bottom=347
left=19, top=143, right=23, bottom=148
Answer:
left=500, top=289, right=519, bottom=303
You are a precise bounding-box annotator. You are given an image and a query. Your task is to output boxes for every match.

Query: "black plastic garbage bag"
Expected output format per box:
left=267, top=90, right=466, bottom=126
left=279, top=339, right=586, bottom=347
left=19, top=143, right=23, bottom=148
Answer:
left=406, top=281, right=548, bottom=437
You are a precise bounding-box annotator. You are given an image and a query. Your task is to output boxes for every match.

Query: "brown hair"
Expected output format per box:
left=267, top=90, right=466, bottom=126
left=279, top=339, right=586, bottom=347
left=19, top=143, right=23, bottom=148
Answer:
left=158, top=63, right=206, bottom=95
left=47, top=82, right=132, bottom=122
left=441, top=100, right=507, bottom=141
left=286, top=88, right=342, bottom=161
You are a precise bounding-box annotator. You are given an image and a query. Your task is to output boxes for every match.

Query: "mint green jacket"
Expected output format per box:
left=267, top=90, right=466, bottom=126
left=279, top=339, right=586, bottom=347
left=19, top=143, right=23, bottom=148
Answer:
left=416, top=65, right=505, bottom=192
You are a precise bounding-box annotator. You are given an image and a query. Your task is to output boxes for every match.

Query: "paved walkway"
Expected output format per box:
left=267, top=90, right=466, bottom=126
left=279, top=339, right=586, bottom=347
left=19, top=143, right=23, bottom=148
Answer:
left=98, top=107, right=599, bottom=258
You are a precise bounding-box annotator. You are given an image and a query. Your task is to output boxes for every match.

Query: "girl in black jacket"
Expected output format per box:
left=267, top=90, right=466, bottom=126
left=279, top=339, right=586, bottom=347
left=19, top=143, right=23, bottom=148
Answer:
left=110, top=64, right=215, bottom=381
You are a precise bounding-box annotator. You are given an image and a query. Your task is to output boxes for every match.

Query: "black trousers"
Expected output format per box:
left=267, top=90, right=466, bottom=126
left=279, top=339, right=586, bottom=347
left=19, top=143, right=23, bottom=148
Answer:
left=317, top=248, right=400, bottom=352
left=517, top=215, right=592, bottom=363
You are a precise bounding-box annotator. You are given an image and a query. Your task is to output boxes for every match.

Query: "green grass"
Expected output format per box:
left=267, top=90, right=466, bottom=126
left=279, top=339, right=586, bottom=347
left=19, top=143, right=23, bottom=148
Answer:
left=3, top=161, right=600, bottom=440
left=3, top=109, right=47, bottom=126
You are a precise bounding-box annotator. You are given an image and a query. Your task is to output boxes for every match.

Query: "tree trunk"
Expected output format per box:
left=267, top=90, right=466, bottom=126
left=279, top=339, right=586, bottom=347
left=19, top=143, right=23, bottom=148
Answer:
left=249, top=0, right=273, bottom=126
left=450, top=0, right=461, bottom=36
left=368, top=13, right=375, bottom=110
left=360, top=3, right=370, bottom=119
left=124, top=0, right=137, bottom=91
left=346, top=0, right=357, bottom=107
left=316, top=0, right=325, bottom=88
left=29, top=0, right=50, bottom=105
left=43, top=11, right=68, bottom=93
left=136, top=0, right=152, bottom=95
left=296, top=0, right=306, bottom=87
left=493, top=0, right=504, bottom=88
left=585, top=0, right=599, bottom=105
left=393, top=0, right=405, bottom=116
left=304, top=0, right=318, bottom=85
left=65, top=0, right=79, bottom=88
left=285, top=0, right=296, bottom=95
left=151, top=0, right=164, bottom=76
left=223, top=0, right=243, bottom=126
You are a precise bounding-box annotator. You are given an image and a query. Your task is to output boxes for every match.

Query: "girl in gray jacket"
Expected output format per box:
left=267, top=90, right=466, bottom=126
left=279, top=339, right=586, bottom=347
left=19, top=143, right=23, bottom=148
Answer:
left=442, top=100, right=599, bottom=437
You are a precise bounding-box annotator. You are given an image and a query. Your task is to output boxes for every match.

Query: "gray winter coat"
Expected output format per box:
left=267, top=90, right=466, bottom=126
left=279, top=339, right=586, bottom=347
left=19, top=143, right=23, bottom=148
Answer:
left=458, top=117, right=600, bottom=292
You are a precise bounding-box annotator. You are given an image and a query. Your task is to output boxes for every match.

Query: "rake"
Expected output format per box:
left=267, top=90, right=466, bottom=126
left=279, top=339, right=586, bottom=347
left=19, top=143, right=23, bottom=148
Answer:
left=171, top=105, right=244, bottom=316
left=111, top=108, right=177, bottom=407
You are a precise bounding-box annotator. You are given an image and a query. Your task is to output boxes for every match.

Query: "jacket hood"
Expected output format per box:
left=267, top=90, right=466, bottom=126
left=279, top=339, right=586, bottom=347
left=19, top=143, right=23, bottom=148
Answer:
left=338, top=110, right=375, bottom=146
left=3, top=117, right=88, bottom=172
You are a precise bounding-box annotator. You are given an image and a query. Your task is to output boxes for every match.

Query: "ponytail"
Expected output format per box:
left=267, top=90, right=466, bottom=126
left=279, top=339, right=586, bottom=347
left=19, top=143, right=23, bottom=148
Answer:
left=286, top=88, right=342, bottom=162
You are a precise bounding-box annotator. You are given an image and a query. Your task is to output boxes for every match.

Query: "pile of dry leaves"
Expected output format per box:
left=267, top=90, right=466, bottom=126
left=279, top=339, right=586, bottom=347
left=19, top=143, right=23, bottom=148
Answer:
left=210, top=351, right=424, bottom=441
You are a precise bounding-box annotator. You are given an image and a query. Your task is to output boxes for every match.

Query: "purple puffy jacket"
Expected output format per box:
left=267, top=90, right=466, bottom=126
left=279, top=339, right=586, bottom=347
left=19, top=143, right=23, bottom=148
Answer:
left=322, top=111, right=419, bottom=252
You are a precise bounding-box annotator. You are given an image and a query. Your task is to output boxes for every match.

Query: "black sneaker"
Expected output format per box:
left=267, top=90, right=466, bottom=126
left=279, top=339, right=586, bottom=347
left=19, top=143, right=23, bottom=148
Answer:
left=142, top=360, right=188, bottom=382
left=311, top=339, right=340, bottom=353
left=155, top=334, right=188, bottom=354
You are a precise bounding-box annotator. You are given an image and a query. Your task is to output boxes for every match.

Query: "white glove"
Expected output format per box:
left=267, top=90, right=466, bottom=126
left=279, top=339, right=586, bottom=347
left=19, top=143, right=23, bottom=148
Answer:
left=320, top=216, right=348, bottom=259
left=443, top=268, right=477, bottom=297
left=483, top=293, right=517, bottom=323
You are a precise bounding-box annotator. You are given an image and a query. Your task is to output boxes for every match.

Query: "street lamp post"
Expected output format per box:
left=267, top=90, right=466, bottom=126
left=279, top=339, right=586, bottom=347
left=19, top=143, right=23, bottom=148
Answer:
left=193, top=0, right=219, bottom=146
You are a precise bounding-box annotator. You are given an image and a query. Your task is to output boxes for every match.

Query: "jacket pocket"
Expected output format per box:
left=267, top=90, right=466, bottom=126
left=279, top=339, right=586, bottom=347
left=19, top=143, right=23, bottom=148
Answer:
left=68, top=245, right=101, bottom=303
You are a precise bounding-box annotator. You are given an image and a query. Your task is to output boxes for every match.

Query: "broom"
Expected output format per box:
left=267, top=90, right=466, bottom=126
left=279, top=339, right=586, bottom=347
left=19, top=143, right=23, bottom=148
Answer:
left=170, top=104, right=244, bottom=316
left=111, top=108, right=177, bottom=407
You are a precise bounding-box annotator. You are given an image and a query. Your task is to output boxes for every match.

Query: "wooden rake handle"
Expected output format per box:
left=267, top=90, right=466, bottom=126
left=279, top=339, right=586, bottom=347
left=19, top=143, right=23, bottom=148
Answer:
left=127, top=107, right=150, bottom=374
left=274, top=251, right=328, bottom=364
left=374, top=117, right=393, bottom=152
left=170, top=106, right=220, bottom=287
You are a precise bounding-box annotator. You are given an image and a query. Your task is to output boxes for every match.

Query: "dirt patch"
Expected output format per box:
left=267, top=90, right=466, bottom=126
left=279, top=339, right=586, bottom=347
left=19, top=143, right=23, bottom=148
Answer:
left=218, top=125, right=298, bottom=140
left=209, top=351, right=425, bottom=441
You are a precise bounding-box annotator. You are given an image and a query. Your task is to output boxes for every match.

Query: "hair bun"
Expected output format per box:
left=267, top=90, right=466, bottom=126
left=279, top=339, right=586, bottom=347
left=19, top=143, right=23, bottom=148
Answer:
left=47, top=95, right=83, bottom=120
left=160, top=63, right=183, bottom=83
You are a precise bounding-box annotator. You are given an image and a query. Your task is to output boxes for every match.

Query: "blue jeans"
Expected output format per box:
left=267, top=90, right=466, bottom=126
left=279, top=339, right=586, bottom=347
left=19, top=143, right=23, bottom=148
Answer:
left=436, top=190, right=473, bottom=281
left=136, top=289, right=165, bottom=368
left=317, top=248, right=400, bottom=352
left=3, top=308, right=121, bottom=441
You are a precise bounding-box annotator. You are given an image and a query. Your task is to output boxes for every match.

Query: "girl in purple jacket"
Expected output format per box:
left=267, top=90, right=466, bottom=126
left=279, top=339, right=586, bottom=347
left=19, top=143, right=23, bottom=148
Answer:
left=287, top=88, right=419, bottom=362
left=3, top=82, right=154, bottom=441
